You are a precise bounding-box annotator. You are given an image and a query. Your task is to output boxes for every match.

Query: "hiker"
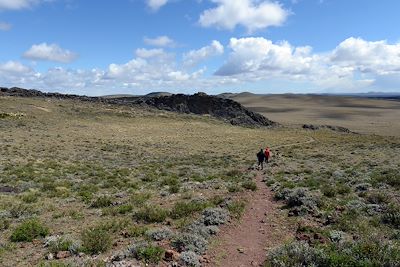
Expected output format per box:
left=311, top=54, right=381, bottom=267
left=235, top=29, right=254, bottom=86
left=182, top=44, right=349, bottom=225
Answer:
left=256, top=149, right=266, bottom=170
left=265, top=147, right=271, bottom=163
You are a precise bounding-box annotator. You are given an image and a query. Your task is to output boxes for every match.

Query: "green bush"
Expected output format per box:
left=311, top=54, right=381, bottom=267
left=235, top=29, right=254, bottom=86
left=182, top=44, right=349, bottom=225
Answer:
left=227, top=200, right=246, bottom=219
left=382, top=204, right=400, bottom=229
left=241, top=180, right=257, bottom=191
left=170, top=200, right=208, bottom=219
left=10, top=219, right=49, bottom=242
left=134, top=205, right=169, bottom=223
left=81, top=226, right=112, bottom=254
left=0, top=219, right=10, bottom=231
left=126, top=225, right=148, bottom=237
left=136, top=244, right=165, bottom=263
left=21, top=192, right=40, bottom=203
left=321, top=185, right=337, bottom=198
left=90, top=196, right=113, bottom=208
left=130, top=192, right=151, bottom=205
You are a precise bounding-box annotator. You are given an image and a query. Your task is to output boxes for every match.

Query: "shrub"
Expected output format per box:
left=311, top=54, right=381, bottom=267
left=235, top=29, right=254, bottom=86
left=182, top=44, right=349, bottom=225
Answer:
left=321, top=185, right=337, bottom=198
left=186, top=220, right=219, bottom=239
left=135, top=244, right=165, bottom=263
left=116, top=204, right=133, bottom=214
left=241, top=180, right=257, bottom=191
left=81, top=226, right=112, bottom=254
left=371, top=169, right=400, bottom=189
left=382, top=204, right=400, bottom=229
left=266, top=241, right=326, bottom=267
left=90, top=195, right=113, bottom=208
left=171, top=200, right=208, bottom=219
left=202, top=208, right=229, bottom=226
left=172, top=233, right=208, bottom=254
left=10, top=219, right=49, bottom=242
left=0, top=219, right=10, bottom=231
left=20, top=192, right=40, bottom=203
left=9, top=203, right=35, bottom=218
left=130, top=192, right=151, bottom=205
left=46, top=236, right=81, bottom=254
left=146, top=227, right=174, bottom=241
left=180, top=251, right=201, bottom=267
left=126, top=225, right=148, bottom=238
left=227, top=184, right=242, bottom=193
left=227, top=200, right=246, bottom=219
left=365, top=191, right=389, bottom=204
left=134, top=205, right=169, bottom=223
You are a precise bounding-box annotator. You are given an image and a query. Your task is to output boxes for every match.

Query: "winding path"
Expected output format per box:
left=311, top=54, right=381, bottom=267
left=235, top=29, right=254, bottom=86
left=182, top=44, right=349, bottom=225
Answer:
left=205, top=137, right=316, bottom=266
left=205, top=171, right=294, bottom=267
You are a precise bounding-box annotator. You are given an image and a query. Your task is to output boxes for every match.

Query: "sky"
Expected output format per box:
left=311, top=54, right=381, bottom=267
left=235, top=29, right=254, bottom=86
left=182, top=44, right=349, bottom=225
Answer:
left=1, top=0, right=400, bottom=95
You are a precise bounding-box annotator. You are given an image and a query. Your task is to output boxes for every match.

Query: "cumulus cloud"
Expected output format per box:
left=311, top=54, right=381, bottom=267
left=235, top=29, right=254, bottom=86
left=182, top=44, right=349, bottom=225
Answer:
left=0, top=22, right=12, bottom=31
left=214, top=37, right=400, bottom=91
left=199, top=0, right=289, bottom=32
left=3, top=37, right=400, bottom=95
left=216, top=37, right=318, bottom=78
left=183, top=40, right=224, bottom=67
left=331, top=37, right=400, bottom=75
left=23, top=43, right=78, bottom=63
left=0, top=61, right=32, bottom=74
left=0, top=0, right=47, bottom=10
left=144, top=36, right=175, bottom=47
left=146, top=0, right=168, bottom=11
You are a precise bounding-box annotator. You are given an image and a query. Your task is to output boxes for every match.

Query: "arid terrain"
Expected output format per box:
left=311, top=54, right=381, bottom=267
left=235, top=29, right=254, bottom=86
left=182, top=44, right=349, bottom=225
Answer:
left=227, top=93, right=400, bottom=136
left=0, top=92, right=399, bottom=267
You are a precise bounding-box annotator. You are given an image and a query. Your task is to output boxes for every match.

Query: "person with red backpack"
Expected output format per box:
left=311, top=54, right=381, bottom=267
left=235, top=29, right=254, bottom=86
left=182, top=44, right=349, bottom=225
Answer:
left=264, top=147, right=271, bottom=163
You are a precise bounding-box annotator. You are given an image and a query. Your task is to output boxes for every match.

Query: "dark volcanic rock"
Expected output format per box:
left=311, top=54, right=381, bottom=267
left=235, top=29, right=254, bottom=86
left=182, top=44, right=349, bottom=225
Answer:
left=139, top=93, right=277, bottom=127
left=0, top=87, right=277, bottom=127
left=303, top=124, right=354, bottom=133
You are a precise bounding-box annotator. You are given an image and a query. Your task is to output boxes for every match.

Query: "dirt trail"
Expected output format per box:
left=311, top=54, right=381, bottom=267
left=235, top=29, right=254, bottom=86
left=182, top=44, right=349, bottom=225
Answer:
left=205, top=171, right=294, bottom=267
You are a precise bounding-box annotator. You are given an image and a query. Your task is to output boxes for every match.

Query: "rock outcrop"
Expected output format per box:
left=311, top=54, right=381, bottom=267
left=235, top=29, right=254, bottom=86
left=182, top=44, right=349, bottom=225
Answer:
left=0, top=87, right=277, bottom=127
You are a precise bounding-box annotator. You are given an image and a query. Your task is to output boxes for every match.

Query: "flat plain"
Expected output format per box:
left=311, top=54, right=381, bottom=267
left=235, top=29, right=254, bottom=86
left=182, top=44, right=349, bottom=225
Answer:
left=229, top=93, right=400, bottom=136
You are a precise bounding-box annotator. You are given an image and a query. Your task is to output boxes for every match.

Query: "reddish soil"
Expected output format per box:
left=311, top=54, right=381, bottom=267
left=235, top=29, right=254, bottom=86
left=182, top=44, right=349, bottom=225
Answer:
left=205, top=170, right=294, bottom=267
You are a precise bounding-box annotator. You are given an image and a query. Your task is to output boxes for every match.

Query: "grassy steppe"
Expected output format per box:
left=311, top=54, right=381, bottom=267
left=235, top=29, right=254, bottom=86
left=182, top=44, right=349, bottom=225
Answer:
left=0, top=96, right=399, bottom=266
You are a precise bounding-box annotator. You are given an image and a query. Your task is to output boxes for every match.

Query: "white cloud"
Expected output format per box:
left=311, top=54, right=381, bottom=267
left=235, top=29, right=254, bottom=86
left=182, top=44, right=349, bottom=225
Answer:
left=0, top=61, right=32, bottom=74
left=23, top=43, right=78, bottom=63
left=331, top=37, right=400, bottom=75
left=199, top=0, right=289, bottom=32
left=183, top=40, right=224, bottom=67
left=0, top=22, right=12, bottom=31
left=146, top=0, right=168, bottom=11
left=216, top=37, right=317, bottom=78
left=135, top=48, right=168, bottom=59
left=3, top=37, right=400, bottom=95
left=0, top=0, right=47, bottom=10
left=144, top=36, right=175, bottom=47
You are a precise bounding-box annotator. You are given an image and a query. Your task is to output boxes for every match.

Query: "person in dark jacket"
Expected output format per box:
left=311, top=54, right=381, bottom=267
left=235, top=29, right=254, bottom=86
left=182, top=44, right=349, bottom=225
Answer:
left=256, top=149, right=266, bottom=170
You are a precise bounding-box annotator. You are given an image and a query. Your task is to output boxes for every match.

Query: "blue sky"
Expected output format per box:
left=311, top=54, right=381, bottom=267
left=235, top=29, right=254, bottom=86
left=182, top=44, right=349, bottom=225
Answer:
left=1, top=0, right=400, bottom=95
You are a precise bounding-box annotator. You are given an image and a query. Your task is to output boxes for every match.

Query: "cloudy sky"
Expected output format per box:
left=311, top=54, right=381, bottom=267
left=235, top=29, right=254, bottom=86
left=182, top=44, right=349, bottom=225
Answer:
left=1, top=0, right=400, bottom=95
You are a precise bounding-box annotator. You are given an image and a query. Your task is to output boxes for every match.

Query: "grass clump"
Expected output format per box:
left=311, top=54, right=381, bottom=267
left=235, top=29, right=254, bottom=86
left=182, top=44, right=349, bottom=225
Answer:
left=90, top=195, right=113, bottom=208
left=136, top=244, right=165, bottom=263
left=171, top=200, right=208, bottom=219
left=134, top=205, right=169, bottom=223
left=10, top=219, right=49, bottom=242
left=227, top=200, right=246, bottom=219
left=382, top=204, right=400, bottom=229
left=241, top=180, right=257, bottom=191
left=81, top=226, right=112, bottom=254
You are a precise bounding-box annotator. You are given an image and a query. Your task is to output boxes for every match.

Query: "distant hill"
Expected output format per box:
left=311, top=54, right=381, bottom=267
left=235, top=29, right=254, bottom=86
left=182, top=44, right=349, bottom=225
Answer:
left=145, top=92, right=173, bottom=98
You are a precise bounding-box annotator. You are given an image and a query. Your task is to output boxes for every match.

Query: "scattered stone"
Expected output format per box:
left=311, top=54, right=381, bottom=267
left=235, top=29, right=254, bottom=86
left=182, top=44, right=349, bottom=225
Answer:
left=164, top=249, right=180, bottom=262
left=46, top=253, right=54, bottom=260
left=56, top=251, right=71, bottom=259
left=237, top=248, right=245, bottom=253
